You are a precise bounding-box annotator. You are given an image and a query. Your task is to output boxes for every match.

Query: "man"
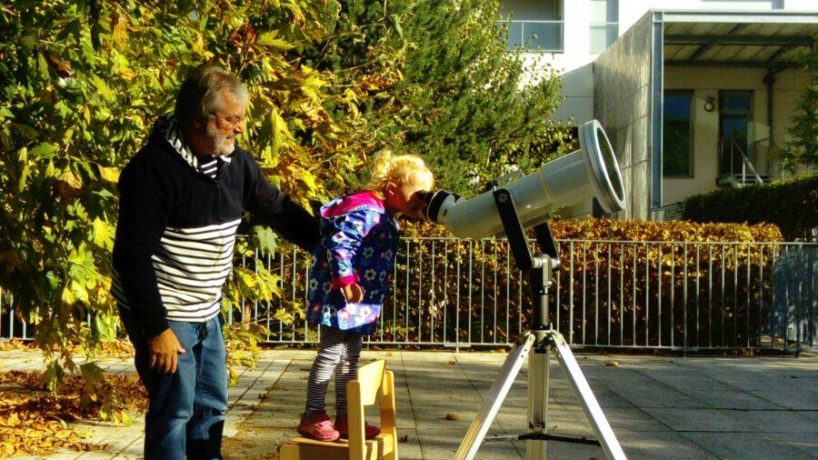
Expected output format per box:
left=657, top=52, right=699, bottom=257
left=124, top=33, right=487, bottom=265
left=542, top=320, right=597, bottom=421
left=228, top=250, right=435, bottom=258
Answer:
left=112, top=63, right=320, bottom=459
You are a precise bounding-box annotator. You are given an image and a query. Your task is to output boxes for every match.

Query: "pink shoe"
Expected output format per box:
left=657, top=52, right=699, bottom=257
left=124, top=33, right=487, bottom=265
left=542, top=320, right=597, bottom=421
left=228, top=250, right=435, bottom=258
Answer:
left=335, top=416, right=381, bottom=440
left=297, top=412, right=340, bottom=442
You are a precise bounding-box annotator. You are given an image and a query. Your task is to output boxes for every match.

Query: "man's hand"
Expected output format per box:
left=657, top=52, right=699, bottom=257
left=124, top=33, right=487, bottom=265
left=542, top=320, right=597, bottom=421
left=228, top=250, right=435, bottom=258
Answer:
left=342, top=283, right=365, bottom=303
left=148, top=328, right=186, bottom=374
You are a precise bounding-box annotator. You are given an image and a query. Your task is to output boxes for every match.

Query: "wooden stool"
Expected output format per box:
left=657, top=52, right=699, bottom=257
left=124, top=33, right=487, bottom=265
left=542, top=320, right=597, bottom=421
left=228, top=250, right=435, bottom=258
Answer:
left=279, top=360, right=398, bottom=460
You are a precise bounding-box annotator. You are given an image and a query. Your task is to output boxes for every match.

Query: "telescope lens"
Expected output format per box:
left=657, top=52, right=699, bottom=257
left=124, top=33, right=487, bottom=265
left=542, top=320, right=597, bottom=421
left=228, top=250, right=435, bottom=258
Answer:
left=593, top=124, right=625, bottom=212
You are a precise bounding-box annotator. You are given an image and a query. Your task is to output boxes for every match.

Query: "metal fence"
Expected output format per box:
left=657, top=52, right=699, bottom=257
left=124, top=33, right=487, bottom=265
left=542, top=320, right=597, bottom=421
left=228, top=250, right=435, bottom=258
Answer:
left=503, top=20, right=564, bottom=52
left=231, top=238, right=816, bottom=352
left=2, top=238, right=816, bottom=352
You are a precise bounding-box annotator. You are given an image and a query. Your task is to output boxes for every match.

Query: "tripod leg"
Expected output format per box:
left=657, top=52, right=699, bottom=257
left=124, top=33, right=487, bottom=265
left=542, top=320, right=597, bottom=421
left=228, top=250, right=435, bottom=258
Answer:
left=526, top=341, right=549, bottom=460
left=551, top=333, right=628, bottom=460
left=454, top=332, right=536, bottom=460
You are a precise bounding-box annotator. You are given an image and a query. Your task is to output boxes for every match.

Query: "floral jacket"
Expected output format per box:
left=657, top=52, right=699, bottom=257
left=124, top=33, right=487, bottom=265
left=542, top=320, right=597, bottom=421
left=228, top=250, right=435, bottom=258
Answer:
left=307, top=190, right=399, bottom=334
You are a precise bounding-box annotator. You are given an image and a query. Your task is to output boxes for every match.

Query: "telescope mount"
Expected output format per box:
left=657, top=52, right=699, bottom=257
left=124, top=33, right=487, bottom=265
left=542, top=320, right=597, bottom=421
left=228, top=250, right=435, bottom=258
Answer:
left=454, top=187, right=627, bottom=460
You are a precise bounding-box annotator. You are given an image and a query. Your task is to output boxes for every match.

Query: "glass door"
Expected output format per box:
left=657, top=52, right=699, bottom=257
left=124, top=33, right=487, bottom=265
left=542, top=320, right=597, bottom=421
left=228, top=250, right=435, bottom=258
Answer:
left=718, top=91, right=752, bottom=176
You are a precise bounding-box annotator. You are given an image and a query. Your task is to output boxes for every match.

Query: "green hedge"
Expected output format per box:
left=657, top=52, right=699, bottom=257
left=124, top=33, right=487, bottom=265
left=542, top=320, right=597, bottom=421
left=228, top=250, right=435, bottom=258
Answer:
left=682, top=175, right=818, bottom=240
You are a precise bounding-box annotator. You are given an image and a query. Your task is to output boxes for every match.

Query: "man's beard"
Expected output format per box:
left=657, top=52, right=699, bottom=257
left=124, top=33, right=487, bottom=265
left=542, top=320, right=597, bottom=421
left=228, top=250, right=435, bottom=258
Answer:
left=206, top=123, right=235, bottom=156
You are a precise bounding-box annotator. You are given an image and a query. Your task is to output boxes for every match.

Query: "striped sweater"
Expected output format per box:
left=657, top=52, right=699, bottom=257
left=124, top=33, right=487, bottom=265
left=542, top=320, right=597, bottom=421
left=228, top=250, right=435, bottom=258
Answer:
left=112, top=114, right=320, bottom=337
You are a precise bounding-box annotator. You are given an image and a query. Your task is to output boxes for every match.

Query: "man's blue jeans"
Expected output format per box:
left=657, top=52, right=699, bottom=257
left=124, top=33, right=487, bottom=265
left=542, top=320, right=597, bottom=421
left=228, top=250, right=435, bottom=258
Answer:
left=121, top=310, right=228, bottom=460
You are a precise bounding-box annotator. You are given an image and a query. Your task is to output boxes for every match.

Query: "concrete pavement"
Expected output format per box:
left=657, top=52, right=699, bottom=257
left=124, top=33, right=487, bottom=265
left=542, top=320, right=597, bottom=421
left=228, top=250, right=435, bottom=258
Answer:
left=2, top=348, right=817, bottom=459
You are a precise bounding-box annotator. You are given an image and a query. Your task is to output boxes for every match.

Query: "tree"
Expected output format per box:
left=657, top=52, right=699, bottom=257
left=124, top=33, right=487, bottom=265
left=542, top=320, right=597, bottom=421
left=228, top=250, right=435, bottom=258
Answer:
left=0, top=0, right=368, bottom=412
left=0, top=0, right=571, bottom=415
left=782, top=47, right=818, bottom=172
left=304, top=0, right=572, bottom=193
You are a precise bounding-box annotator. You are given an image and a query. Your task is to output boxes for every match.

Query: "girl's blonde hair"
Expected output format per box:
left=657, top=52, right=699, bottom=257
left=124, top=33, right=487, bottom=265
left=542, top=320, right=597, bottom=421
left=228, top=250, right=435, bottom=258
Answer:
left=367, top=151, right=435, bottom=194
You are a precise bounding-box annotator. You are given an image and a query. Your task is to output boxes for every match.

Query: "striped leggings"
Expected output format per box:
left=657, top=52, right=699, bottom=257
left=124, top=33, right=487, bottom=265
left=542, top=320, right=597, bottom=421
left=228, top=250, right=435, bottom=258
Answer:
left=304, top=325, right=363, bottom=418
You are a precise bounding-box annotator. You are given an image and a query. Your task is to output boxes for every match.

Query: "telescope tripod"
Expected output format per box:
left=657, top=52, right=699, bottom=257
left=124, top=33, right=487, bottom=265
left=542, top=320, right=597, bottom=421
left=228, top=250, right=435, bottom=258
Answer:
left=454, top=188, right=627, bottom=460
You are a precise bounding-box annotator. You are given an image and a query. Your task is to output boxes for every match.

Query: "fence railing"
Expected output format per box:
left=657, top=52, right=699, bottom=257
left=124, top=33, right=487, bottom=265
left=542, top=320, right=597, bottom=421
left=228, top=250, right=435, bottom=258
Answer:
left=2, top=238, right=816, bottom=352
left=501, top=20, right=564, bottom=52
left=717, top=138, right=769, bottom=186
left=235, top=238, right=815, bottom=352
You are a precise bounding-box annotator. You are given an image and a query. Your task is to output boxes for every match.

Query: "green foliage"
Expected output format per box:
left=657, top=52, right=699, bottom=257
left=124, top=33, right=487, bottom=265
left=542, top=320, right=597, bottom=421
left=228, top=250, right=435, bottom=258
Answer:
left=781, top=47, right=818, bottom=172
left=682, top=174, right=818, bottom=240
left=1, top=0, right=571, bottom=402
left=0, top=0, right=362, bottom=395
left=304, top=0, right=572, bottom=193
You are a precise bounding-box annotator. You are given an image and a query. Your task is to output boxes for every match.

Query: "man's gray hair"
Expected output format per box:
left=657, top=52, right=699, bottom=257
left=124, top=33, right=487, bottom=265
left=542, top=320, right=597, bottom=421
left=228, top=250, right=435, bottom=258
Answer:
left=175, top=63, right=248, bottom=128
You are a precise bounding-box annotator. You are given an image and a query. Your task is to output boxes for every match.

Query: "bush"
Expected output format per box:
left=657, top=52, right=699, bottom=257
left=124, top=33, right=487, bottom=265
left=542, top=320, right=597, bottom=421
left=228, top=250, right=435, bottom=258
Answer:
left=682, top=174, right=818, bottom=240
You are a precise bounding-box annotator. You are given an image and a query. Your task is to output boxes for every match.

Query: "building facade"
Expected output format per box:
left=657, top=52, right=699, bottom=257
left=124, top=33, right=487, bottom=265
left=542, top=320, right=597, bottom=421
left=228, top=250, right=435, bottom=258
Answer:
left=501, top=0, right=818, bottom=220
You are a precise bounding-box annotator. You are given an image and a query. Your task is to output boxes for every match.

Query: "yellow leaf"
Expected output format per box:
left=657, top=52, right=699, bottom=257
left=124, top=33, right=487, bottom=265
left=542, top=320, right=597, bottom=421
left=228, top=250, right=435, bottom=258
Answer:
left=91, top=74, right=114, bottom=101
left=69, top=280, right=89, bottom=304
left=18, top=163, right=30, bottom=193
left=256, top=266, right=282, bottom=300
left=234, top=267, right=258, bottom=298
left=257, top=31, right=294, bottom=50
left=112, top=14, right=128, bottom=44
left=58, top=167, right=83, bottom=190
left=298, top=169, right=318, bottom=192
left=269, top=107, right=292, bottom=159
left=98, top=165, right=120, bottom=183
left=60, top=285, right=76, bottom=305
left=342, top=88, right=359, bottom=103
left=92, top=218, right=114, bottom=251
left=45, top=160, right=57, bottom=178
left=259, top=146, right=280, bottom=167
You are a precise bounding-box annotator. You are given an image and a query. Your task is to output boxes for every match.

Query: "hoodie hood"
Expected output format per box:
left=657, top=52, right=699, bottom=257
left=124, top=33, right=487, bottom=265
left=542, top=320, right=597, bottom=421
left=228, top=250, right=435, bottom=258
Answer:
left=152, top=113, right=233, bottom=177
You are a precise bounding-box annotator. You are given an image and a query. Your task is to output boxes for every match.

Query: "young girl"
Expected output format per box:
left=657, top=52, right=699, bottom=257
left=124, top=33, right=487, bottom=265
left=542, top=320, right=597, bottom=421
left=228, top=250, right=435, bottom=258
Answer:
left=297, top=152, right=435, bottom=442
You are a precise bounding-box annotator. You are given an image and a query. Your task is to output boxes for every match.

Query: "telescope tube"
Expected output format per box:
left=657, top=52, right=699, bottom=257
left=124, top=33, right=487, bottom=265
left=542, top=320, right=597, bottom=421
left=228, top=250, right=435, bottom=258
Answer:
left=437, top=120, right=625, bottom=239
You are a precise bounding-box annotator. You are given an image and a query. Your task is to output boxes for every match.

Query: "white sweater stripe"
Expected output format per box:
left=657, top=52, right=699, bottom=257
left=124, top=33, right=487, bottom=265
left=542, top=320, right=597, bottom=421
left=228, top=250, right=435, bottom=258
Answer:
left=113, top=218, right=241, bottom=323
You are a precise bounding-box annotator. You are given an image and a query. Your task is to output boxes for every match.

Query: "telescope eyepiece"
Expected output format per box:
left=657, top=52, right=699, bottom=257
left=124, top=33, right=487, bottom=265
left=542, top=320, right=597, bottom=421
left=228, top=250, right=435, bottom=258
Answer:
left=417, top=190, right=460, bottom=223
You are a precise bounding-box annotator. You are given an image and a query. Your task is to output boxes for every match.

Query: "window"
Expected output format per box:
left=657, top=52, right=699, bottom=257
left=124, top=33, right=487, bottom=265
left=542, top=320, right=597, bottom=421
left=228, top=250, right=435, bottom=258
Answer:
left=701, top=0, right=783, bottom=10
left=663, top=91, right=693, bottom=177
left=719, top=90, right=753, bottom=175
left=590, top=0, right=618, bottom=53
left=500, top=0, right=564, bottom=52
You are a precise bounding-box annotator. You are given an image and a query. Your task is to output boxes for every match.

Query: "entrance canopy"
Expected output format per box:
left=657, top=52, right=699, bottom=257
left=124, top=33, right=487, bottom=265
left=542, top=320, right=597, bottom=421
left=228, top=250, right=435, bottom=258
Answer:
left=661, top=11, right=818, bottom=70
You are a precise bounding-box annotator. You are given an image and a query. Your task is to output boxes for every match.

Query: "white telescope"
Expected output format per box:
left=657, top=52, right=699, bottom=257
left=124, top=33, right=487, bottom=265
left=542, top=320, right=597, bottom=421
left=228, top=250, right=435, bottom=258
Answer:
left=421, top=120, right=625, bottom=239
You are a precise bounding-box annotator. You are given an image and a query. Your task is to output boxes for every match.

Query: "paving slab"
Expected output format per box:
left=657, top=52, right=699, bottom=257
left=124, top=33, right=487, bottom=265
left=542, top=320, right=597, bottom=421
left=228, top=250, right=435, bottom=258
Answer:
left=2, top=349, right=818, bottom=459
left=680, top=432, right=816, bottom=460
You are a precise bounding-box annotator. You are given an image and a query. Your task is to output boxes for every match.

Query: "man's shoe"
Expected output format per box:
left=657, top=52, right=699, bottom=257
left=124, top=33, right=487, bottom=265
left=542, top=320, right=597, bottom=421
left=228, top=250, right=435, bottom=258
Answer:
left=334, top=416, right=381, bottom=440
left=297, top=412, right=340, bottom=442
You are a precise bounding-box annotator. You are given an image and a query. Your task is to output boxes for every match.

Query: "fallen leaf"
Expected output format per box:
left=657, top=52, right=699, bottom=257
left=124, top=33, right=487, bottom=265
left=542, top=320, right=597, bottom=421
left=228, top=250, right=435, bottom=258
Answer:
left=0, top=370, right=146, bottom=456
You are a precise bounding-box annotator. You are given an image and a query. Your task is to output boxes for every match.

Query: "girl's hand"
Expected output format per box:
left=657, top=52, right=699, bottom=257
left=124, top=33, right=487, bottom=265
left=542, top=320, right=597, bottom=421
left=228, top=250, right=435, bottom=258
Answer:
left=342, top=283, right=365, bottom=303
